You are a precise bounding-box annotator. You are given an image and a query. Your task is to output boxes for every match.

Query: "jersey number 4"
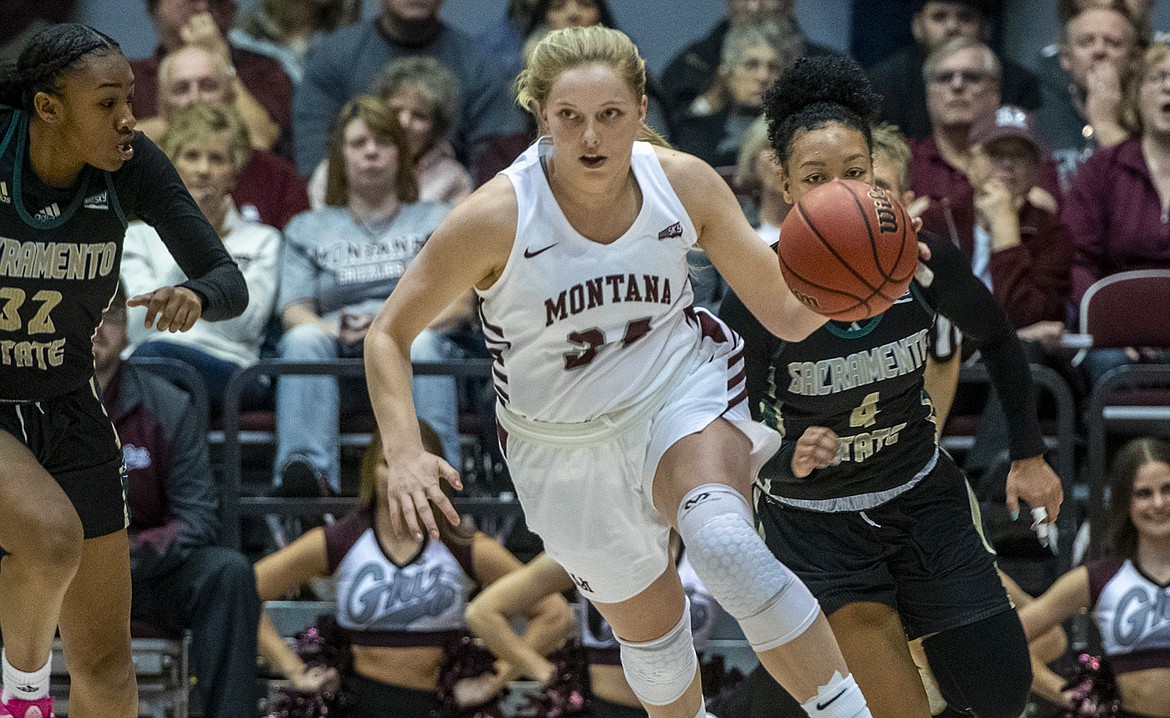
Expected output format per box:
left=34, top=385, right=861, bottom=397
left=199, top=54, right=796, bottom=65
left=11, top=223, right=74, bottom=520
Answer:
left=564, top=317, right=652, bottom=370
left=0, top=288, right=62, bottom=334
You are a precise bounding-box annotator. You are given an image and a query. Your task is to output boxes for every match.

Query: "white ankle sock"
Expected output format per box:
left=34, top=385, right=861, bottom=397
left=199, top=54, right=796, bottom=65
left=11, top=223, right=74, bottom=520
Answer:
left=2, top=649, right=51, bottom=702
left=801, top=672, right=870, bottom=718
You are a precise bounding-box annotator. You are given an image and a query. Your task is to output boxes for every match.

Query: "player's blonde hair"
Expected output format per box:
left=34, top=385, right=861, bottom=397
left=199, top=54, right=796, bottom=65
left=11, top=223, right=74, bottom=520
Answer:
left=870, top=122, right=912, bottom=196
left=514, top=25, right=668, bottom=147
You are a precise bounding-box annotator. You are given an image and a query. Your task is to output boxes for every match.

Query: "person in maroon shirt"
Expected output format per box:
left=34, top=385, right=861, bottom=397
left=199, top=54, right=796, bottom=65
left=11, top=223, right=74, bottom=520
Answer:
left=1063, top=40, right=1170, bottom=382
left=922, top=105, right=1073, bottom=342
left=134, top=0, right=293, bottom=154
left=910, top=37, right=1062, bottom=213
left=138, top=44, right=307, bottom=228
left=922, top=104, right=1074, bottom=482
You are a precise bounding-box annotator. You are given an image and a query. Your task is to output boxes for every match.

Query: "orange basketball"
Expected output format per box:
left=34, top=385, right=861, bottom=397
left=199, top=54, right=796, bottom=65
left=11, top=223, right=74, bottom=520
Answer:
left=778, top=179, right=918, bottom=322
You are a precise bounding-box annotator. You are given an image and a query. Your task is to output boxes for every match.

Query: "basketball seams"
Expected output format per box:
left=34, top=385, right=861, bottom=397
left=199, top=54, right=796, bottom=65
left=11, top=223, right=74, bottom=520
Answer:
left=842, top=181, right=895, bottom=284
left=777, top=246, right=870, bottom=318
left=795, top=198, right=880, bottom=293
left=779, top=179, right=917, bottom=321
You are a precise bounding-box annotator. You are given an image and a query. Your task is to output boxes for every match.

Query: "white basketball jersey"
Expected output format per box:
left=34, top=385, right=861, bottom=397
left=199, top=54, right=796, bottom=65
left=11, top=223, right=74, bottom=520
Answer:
left=479, top=139, right=701, bottom=422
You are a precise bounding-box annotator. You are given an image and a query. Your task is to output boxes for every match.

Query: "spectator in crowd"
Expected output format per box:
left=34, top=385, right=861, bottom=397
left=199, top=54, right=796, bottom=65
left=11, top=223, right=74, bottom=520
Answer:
left=93, top=287, right=261, bottom=718
left=293, top=0, right=526, bottom=181
left=922, top=106, right=1073, bottom=344
left=0, top=0, right=75, bottom=62
left=276, top=96, right=461, bottom=495
left=910, top=37, right=1062, bottom=211
left=230, top=0, right=361, bottom=83
left=1063, top=40, right=1170, bottom=383
left=309, top=57, right=474, bottom=209
left=923, top=106, right=1074, bottom=479
left=135, top=45, right=309, bottom=229
left=518, top=0, right=674, bottom=139
left=133, top=0, right=293, bottom=149
left=465, top=547, right=723, bottom=717
left=522, top=0, right=617, bottom=38
left=476, top=0, right=542, bottom=81
left=659, top=0, right=838, bottom=117
left=139, top=44, right=279, bottom=151
left=736, top=116, right=789, bottom=240
left=1035, top=3, right=1140, bottom=191
left=688, top=116, right=784, bottom=315
left=868, top=0, right=1042, bottom=141
left=122, top=102, right=282, bottom=414
left=1018, top=436, right=1170, bottom=718
left=1038, top=0, right=1151, bottom=83
left=255, top=427, right=571, bottom=716
left=672, top=21, right=800, bottom=168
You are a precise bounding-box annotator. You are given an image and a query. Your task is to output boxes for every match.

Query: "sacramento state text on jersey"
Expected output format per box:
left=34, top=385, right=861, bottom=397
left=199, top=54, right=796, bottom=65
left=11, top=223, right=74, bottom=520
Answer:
left=0, top=237, right=117, bottom=370
left=785, top=328, right=930, bottom=397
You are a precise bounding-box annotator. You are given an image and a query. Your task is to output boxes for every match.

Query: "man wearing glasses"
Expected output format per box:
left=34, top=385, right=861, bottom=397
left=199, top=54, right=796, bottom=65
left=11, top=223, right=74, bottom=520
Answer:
left=868, top=0, right=1041, bottom=141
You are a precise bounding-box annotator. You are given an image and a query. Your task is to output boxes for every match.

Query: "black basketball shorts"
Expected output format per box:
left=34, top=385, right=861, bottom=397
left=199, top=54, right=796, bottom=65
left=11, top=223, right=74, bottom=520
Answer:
left=756, top=454, right=1010, bottom=639
left=0, top=381, right=128, bottom=539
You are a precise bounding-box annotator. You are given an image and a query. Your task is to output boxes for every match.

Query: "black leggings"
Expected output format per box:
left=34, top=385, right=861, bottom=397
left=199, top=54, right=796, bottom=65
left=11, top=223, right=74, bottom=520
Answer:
left=923, top=608, right=1032, bottom=718
left=348, top=674, right=439, bottom=717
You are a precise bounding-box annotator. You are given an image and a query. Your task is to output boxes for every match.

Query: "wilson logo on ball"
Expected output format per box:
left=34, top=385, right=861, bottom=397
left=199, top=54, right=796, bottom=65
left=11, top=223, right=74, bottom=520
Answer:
left=778, top=179, right=917, bottom=322
left=791, top=288, right=821, bottom=309
left=868, top=188, right=899, bottom=234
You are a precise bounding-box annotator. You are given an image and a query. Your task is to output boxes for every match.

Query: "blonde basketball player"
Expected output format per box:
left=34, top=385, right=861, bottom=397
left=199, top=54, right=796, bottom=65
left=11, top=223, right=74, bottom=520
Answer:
left=365, top=26, right=871, bottom=718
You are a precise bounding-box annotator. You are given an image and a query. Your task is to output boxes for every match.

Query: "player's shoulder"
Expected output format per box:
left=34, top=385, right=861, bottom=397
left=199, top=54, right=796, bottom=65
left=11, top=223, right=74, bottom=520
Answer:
left=652, top=145, right=728, bottom=209
left=433, top=174, right=517, bottom=243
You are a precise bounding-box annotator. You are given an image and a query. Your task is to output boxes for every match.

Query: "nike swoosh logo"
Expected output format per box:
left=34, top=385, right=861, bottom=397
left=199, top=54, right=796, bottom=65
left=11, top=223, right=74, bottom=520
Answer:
left=523, top=243, right=557, bottom=258
left=816, top=688, right=848, bottom=711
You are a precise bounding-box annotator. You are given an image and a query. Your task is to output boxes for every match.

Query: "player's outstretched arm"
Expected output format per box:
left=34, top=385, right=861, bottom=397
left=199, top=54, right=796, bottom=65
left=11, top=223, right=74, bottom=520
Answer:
left=126, top=285, right=204, bottom=332
left=364, top=177, right=516, bottom=541
left=665, top=150, right=826, bottom=342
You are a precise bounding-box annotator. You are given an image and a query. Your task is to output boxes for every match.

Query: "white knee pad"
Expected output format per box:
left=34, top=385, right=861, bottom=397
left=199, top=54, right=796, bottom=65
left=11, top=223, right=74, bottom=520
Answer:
left=677, top=484, right=820, bottom=652
left=617, top=598, right=699, bottom=706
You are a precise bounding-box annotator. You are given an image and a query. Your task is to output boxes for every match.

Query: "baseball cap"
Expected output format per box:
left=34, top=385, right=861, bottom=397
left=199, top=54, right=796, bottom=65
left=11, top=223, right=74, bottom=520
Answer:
left=967, top=105, right=1041, bottom=155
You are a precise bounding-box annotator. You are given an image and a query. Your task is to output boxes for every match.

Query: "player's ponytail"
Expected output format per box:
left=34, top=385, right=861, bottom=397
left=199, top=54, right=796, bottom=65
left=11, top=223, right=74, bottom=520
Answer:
left=0, top=64, right=23, bottom=110
left=763, top=55, right=882, bottom=166
left=0, top=23, right=121, bottom=113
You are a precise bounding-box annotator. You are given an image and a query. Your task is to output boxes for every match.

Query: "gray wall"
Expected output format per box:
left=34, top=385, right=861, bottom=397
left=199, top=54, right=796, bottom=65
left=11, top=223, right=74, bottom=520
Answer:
left=77, top=0, right=852, bottom=73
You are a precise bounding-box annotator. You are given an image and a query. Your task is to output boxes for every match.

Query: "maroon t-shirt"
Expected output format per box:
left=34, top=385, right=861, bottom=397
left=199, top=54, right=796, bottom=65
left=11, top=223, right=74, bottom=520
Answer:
left=1062, top=137, right=1170, bottom=302
left=233, top=149, right=309, bottom=230
left=909, top=136, right=1063, bottom=210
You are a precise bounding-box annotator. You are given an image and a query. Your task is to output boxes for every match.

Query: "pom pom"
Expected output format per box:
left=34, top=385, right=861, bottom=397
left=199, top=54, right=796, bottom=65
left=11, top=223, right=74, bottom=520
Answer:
left=1058, top=653, right=1121, bottom=718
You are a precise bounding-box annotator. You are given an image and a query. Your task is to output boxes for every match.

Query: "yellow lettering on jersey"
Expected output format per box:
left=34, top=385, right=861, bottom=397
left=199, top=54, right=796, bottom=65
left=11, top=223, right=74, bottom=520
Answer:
left=849, top=392, right=881, bottom=428
left=28, top=290, right=62, bottom=335
left=835, top=422, right=908, bottom=463
left=0, top=286, right=24, bottom=330
left=0, top=338, right=65, bottom=370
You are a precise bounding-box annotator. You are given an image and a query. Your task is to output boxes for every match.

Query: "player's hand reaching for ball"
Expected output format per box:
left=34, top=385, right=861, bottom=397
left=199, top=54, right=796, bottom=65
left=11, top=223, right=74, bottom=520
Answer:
left=1006, top=455, right=1063, bottom=530
left=383, top=446, right=463, bottom=541
left=128, top=286, right=203, bottom=332
left=791, top=426, right=841, bottom=478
